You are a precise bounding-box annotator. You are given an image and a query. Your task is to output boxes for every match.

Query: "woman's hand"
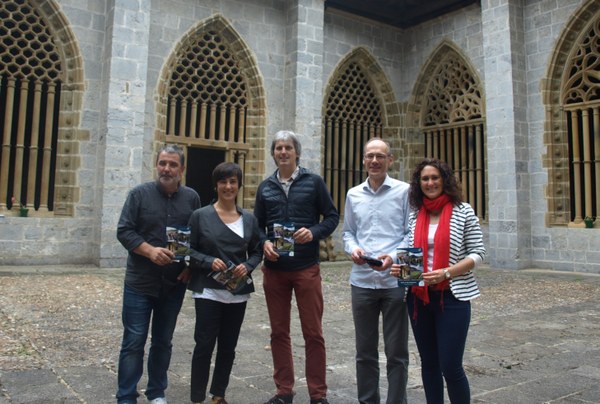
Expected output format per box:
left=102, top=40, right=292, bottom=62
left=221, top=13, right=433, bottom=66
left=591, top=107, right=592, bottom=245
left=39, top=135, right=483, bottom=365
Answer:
left=422, top=269, right=446, bottom=285
left=231, top=263, right=248, bottom=278
left=211, top=258, right=227, bottom=271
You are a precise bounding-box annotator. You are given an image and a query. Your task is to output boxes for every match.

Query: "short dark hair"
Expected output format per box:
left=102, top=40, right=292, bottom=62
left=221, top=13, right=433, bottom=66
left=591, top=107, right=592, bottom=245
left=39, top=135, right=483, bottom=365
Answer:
left=212, top=162, right=243, bottom=188
left=408, top=158, right=462, bottom=210
left=157, top=144, right=185, bottom=166
left=271, top=130, right=302, bottom=164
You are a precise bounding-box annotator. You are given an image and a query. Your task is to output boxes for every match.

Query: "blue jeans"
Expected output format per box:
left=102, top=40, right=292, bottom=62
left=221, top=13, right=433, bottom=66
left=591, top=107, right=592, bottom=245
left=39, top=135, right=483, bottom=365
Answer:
left=116, top=283, right=186, bottom=403
left=351, top=285, right=409, bottom=404
left=407, top=289, right=471, bottom=404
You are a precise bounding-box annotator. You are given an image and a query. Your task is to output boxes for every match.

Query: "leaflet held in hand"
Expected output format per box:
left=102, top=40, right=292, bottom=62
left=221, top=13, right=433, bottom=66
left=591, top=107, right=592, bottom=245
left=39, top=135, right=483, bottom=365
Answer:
left=166, top=226, right=191, bottom=262
left=209, top=260, right=252, bottom=293
left=273, top=222, right=295, bottom=256
left=396, top=247, right=425, bottom=286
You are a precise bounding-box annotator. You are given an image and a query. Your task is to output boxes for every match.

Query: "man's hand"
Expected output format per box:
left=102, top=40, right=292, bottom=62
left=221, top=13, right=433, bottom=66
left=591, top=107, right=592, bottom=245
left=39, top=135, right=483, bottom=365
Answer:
left=372, top=255, right=392, bottom=271
left=148, top=246, right=175, bottom=266
left=351, top=248, right=367, bottom=265
left=351, top=248, right=392, bottom=271
left=177, top=267, right=191, bottom=283
left=293, top=227, right=313, bottom=244
left=263, top=240, right=280, bottom=262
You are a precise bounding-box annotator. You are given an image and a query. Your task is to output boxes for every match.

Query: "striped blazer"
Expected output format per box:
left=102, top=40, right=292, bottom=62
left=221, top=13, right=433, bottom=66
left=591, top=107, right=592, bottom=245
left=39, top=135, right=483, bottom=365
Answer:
left=407, top=202, right=486, bottom=301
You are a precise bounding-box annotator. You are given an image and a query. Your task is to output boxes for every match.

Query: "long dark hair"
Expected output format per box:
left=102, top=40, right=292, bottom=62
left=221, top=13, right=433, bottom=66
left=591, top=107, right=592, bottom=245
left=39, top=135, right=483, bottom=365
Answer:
left=408, top=158, right=462, bottom=210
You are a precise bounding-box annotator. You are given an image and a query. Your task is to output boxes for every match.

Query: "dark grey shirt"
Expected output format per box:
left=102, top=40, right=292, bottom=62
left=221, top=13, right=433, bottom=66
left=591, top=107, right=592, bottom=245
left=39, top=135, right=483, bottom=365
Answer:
left=117, top=181, right=200, bottom=297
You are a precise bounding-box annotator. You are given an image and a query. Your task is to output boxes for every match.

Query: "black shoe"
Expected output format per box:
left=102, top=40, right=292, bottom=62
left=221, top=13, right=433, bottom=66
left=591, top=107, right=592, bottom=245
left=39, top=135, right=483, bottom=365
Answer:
left=310, top=399, right=329, bottom=404
left=264, top=394, right=294, bottom=404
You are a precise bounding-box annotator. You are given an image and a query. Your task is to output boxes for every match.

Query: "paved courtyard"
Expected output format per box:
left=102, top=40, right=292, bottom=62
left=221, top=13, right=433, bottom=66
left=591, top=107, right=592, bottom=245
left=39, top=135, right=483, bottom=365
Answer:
left=0, top=263, right=599, bottom=403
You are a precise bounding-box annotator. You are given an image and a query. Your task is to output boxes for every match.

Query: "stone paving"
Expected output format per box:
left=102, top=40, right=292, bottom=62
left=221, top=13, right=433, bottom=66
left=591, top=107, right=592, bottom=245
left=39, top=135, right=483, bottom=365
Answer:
left=1, top=263, right=600, bottom=403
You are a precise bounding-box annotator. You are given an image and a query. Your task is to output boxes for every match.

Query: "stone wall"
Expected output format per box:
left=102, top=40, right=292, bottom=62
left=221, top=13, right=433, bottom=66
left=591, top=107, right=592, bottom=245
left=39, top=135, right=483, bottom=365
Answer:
left=1, top=0, right=598, bottom=273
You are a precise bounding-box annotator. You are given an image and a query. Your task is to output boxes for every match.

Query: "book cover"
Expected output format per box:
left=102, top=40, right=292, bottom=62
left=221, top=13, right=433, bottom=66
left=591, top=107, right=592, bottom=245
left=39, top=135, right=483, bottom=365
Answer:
left=396, top=247, right=425, bottom=287
left=273, top=222, right=295, bottom=257
left=166, top=226, right=191, bottom=262
left=209, top=261, right=253, bottom=293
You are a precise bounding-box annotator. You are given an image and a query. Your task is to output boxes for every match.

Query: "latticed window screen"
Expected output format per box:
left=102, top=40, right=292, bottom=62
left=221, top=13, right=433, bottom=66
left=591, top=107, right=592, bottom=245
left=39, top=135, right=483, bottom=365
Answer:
left=166, top=31, right=247, bottom=144
left=564, top=19, right=600, bottom=222
left=0, top=0, right=61, bottom=212
left=422, top=55, right=486, bottom=220
left=324, top=62, right=383, bottom=214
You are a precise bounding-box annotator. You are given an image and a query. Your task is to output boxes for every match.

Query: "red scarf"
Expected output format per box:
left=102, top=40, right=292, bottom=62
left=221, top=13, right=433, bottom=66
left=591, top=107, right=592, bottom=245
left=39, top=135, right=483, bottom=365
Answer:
left=411, top=194, right=453, bottom=306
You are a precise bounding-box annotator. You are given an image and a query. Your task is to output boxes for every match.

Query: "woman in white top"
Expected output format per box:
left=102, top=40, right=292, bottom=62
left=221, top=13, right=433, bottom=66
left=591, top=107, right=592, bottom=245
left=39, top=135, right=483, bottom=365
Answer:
left=187, top=162, right=263, bottom=404
left=391, top=158, right=485, bottom=403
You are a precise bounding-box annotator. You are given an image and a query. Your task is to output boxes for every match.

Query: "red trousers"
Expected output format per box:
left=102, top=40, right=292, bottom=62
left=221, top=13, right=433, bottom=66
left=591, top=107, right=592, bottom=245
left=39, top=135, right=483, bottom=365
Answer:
left=262, top=264, right=327, bottom=400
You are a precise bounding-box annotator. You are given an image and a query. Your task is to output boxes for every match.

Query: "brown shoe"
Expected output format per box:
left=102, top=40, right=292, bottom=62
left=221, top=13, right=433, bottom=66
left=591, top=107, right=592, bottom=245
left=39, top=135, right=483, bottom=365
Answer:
left=211, top=396, right=228, bottom=404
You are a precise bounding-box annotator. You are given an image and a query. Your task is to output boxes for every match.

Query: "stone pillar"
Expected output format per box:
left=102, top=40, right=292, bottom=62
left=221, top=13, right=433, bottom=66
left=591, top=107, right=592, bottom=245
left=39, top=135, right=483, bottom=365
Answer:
left=98, top=0, right=151, bottom=267
left=481, top=0, right=531, bottom=269
left=282, top=0, right=325, bottom=172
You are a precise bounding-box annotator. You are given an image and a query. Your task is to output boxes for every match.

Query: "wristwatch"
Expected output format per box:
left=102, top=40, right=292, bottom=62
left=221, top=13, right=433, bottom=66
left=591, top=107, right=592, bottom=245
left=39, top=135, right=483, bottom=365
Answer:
left=443, top=268, right=452, bottom=279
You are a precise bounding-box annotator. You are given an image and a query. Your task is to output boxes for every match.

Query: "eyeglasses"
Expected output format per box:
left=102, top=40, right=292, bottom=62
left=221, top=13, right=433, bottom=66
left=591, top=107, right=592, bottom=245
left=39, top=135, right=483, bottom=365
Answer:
left=420, top=175, right=442, bottom=182
left=364, top=153, right=389, bottom=161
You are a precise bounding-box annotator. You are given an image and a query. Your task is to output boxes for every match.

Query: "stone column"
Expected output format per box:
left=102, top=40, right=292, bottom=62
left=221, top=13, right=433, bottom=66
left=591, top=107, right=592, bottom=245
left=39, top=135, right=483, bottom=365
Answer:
left=98, top=0, right=151, bottom=267
left=282, top=0, right=325, bottom=172
left=481, top=0, right=531, bottom=269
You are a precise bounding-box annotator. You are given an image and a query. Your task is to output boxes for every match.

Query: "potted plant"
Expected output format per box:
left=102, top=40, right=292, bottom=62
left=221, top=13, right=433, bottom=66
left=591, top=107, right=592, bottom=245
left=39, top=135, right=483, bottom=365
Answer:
left=584, top=216, right=594, bottom=228
left=11, top=196, right=28, bottom=217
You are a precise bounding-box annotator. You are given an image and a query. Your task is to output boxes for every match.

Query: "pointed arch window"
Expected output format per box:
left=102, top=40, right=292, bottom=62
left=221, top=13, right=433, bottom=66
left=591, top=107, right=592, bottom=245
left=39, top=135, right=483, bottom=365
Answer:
left=422, top=53, right=487, bottom=220
left=165, top=30, right=248, bottom=147
left=563, top=19, right=600, bottom=223
left=324, top=61, right=383, bottom=214
left=0, top=0, right=62, bottom=214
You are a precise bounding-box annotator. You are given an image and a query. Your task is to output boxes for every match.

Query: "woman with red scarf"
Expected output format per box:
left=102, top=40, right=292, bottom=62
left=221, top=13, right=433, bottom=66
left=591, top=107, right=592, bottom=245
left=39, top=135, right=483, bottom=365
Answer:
left=391, top=158, right=485, bottom=403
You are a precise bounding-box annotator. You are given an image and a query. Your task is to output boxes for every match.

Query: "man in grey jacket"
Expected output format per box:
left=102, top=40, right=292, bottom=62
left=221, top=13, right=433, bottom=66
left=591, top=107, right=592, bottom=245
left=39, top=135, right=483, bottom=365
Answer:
left=116, top=144, right=200, bottom=404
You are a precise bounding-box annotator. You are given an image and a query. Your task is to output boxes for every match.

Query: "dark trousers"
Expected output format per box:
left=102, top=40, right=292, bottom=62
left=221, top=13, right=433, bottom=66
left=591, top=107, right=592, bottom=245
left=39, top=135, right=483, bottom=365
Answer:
left=407, top=289, right=471, bottom=404
left=190, top=297, right=247, bottom=402
left=351, top=285, right=409, bottom=404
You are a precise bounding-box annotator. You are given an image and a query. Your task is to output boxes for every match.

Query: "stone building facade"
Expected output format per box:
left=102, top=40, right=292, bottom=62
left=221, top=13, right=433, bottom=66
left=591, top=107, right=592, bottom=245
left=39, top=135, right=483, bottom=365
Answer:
left=0, top=0, right=599, bottom=273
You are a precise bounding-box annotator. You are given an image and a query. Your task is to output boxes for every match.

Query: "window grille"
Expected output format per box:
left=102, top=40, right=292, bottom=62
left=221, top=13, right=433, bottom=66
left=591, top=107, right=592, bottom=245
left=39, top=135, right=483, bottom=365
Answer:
left=324, top=61, right=383, bottom=214
left=564, top=19, right=600, bottom=223
left=0, top=0, right=61, bottom=213
left=422, top=54, right=486, bottom=220
left=165, top=30, right=248, bottom=146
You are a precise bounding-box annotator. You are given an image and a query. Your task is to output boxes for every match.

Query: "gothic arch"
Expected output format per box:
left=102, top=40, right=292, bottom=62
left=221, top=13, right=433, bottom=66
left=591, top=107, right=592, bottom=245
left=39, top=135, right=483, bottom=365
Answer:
left=155, top=14, right=266, bottom=207
left=408, top=40, right=484, bottom=128
left=323, top=46, right=398, bottom=133
left=0, top=0, right=85, bottom=217
left=542, top=0, right=600, bottom=226
left=321, top=46, right=399, bottom=214
left=407, top=40, right=487, bottom=219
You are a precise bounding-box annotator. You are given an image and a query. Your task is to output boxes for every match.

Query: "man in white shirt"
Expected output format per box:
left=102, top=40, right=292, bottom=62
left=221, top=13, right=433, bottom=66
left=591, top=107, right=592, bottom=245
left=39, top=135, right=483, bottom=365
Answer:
left=342, top=137, right=410, bottom=404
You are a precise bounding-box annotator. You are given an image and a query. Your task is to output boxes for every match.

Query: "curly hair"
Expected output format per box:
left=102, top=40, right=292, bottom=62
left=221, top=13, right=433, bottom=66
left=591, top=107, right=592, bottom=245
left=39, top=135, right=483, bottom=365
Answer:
left=408, top=158, right=462, bottom=210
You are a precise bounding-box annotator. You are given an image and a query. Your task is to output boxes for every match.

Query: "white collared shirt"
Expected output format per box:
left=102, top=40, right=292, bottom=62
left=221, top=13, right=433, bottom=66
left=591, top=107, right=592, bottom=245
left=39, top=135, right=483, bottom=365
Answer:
left=342, top=175, right=411, bottom=289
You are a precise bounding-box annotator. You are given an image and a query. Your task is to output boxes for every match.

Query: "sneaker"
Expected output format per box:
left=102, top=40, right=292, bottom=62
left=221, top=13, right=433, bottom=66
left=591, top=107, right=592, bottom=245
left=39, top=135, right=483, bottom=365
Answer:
left=211, top=396, right=228, bottom=404
left=264, top=394, right=294, bottom=404
left=148, top=398, right=167, bottom=404
left=310, top=399, right=329, bottom=404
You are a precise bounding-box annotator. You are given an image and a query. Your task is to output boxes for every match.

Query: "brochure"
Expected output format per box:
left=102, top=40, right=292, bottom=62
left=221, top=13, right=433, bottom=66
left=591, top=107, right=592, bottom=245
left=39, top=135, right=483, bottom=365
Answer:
left=272, top=222, right=295, bottom=257
left=209, top=261, right=252, bottom=293
left=166, top=226, right=191, bottom=262
left=396, top=247, right=425, bottom=287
